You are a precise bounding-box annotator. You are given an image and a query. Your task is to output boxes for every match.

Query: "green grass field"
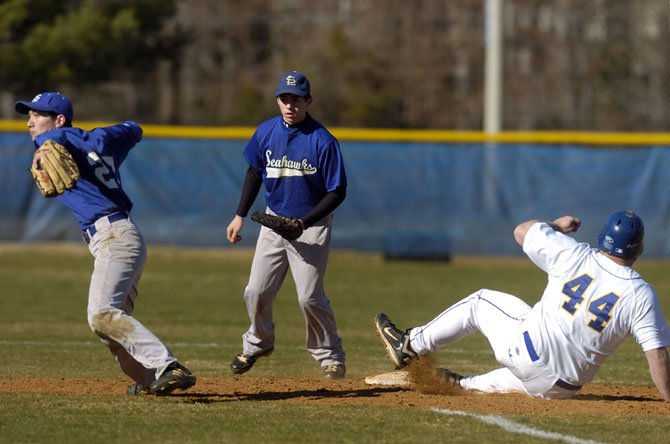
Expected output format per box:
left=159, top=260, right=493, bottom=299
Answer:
left=1, top=243, right=669, bottom=443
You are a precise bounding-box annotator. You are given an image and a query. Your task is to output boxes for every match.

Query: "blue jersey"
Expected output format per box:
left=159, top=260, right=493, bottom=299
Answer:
left=34, top=122, right=142, bottom=231
left=243, top=115, right=347, bottom=218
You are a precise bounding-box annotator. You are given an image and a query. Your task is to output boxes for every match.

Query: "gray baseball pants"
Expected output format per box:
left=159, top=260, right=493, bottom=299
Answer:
left=240, top=212, right=345, bottom=366
left=86, top=216, right=176, bottom=386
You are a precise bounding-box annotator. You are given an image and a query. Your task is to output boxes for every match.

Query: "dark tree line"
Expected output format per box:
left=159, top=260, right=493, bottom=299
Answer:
left=2, top=0, right=668, bottom=131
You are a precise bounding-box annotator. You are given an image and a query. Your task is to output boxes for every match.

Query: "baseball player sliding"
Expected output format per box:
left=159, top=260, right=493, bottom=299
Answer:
left=376, top=211, right=670, bottom=400
left=15, top=92, right=196, bottom=396
left=226, top=71, right=347, bottom=379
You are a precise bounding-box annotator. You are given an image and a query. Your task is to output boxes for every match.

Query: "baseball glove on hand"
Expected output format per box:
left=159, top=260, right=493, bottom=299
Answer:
left=30, top=140, right=80, bottom=198
left=251, top=211, right=304, bottom=241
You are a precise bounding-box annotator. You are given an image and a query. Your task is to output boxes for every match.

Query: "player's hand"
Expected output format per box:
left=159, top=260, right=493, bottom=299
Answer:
left=227, top=215, right=244, bottom=244
left=551, top=215, right=581, bottom=234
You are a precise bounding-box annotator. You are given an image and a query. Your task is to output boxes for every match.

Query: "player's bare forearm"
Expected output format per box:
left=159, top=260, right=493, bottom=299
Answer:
left=514, top=215, right=581, bottom=246
left=645, top=347, right=670, bottom=401
left=548, top=215, right=581, bottom=234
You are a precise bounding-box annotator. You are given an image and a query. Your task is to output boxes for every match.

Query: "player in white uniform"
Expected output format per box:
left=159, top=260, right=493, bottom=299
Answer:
left=375, top=210, right=670, bottom=400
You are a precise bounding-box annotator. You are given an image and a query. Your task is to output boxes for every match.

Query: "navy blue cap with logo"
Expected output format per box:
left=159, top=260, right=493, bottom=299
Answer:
left=15, top=92, right=74, bottom=126
left=274, top=71, right=311, bottom=97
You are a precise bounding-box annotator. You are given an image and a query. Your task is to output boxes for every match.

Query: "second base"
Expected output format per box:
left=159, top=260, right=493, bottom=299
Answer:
left=364, top=371, right=410, bottom=386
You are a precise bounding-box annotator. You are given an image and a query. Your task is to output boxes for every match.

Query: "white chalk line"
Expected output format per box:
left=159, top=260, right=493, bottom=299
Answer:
left=432, top=409, right=608, bottom=444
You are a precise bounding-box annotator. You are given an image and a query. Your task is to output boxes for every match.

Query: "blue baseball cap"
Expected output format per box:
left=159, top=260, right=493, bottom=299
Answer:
left=15, top=92, right=74, bottom=125
left=274, top=71, right=311, bottom=97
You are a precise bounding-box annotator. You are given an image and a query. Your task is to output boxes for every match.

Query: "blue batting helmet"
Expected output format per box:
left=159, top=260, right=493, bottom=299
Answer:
left=597, top=210, right=644, bottom=259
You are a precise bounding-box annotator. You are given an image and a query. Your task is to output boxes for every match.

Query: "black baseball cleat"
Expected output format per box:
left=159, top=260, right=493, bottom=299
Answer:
left=126, top=382, right=151, bottom=395
left=374, top=312, right=418, bottom=369
left=230, top=347, right=274, bottom=375
left=150, top=362, right=196, bottom=396
left=322, top=363, right=346, bottom=380
left=436, top=367, right=463, bottom=388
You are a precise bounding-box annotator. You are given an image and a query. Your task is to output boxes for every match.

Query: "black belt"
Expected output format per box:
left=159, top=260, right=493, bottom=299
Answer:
left=82, top=212, right=127, bottom=244
left=523, top=331, right=582, bottom=392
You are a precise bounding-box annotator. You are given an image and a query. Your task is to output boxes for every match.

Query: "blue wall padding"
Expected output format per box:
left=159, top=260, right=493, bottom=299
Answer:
left=2, top=132, right=669, bottom=257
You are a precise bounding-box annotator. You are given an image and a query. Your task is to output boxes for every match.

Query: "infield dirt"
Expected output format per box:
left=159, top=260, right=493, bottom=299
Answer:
left=1, top=376, right=668, bottom=417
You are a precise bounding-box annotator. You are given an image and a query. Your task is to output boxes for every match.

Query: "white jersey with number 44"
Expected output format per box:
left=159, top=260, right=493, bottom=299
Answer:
left=523, top=222, right=670, bottom=385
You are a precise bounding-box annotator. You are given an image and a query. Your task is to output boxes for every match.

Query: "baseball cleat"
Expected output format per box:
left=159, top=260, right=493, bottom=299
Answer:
left=230, top=346, right=274, bottom=375
left=126, top=382, right=151, bottom=395
left=374, top=312, right=418, bottom=369
left=322, top=363, right=346, bottom=380
left=150, top=362, right=196, bottom=396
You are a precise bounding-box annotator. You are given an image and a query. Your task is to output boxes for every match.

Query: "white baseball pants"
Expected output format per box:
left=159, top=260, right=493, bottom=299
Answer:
left=408, top=289, right=579, bottom=399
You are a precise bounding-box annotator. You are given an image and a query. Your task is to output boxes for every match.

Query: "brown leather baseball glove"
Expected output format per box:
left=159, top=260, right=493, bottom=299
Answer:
left=30, top=140, right=80, bottom=198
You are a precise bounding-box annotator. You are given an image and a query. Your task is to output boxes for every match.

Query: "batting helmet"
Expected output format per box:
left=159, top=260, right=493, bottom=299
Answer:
left=597, top=210, right=644, bottom=259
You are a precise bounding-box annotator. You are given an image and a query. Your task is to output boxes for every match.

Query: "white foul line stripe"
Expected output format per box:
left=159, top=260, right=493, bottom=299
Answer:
left=432, top=409, right=608, bottom=444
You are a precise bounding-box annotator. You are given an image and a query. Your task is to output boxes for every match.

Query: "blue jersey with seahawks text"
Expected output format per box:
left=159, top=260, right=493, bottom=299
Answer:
left=243, top=115, right=347, bottom=218
left=34, top=122, right=142, bottom=231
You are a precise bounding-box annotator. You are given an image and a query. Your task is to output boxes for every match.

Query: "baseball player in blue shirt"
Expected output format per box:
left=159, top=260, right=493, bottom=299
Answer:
left=15, top=92, right=196, bottom=395
left=226, top=71, right=347, bottom=379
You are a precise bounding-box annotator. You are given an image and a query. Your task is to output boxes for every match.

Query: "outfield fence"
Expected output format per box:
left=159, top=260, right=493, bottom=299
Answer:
left=2, top=122, right=670, bottom=257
